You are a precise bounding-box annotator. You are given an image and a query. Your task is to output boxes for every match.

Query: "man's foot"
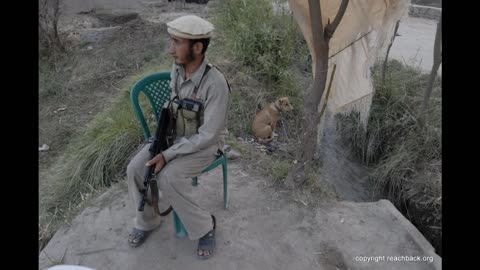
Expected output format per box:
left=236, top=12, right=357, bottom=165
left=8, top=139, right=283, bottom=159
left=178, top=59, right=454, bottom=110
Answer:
left=128, top=228, right=150, bottom=247
left=197, top=215, right=216, bottom=259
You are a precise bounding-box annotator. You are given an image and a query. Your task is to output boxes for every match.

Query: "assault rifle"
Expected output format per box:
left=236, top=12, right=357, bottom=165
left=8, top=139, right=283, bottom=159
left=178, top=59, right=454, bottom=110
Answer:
left=138, top=105, right=175, bottom=216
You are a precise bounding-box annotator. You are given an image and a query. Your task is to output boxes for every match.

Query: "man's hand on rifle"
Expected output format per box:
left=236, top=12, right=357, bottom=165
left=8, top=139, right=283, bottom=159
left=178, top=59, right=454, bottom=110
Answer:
left=146, top=154, right=166, bottom=173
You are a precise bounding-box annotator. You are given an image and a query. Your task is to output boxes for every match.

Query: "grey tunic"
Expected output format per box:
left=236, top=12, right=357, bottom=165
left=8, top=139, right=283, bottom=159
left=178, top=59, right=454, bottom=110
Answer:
left=162, top=57, right=230, bottom=162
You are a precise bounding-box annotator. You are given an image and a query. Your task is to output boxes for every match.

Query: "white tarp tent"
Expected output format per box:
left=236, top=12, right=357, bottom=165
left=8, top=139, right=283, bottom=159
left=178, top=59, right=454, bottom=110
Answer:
left=288, top=0, right=409, bottom=125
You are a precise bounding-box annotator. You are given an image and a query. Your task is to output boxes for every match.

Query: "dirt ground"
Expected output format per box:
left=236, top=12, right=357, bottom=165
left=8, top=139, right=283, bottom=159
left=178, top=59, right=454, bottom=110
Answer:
left=39, top=162, right=441, bottom=270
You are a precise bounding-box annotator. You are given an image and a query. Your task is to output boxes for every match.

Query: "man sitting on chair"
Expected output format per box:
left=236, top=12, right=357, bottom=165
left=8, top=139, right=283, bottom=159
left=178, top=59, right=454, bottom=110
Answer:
left=126, top=14, right=230, bottom=260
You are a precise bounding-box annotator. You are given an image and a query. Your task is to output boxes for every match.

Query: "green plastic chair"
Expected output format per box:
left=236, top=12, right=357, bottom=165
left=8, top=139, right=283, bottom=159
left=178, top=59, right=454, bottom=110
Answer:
left=130, top=71, right=228, bottom=238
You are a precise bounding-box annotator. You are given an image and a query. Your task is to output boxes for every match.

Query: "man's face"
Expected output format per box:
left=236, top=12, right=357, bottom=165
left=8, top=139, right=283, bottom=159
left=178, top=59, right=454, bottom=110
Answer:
left=168, top=36, right=194, bottom=65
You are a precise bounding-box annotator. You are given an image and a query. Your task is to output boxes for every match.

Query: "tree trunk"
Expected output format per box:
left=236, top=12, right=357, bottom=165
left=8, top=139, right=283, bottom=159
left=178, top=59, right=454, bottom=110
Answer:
left=285, top=0, right=349, bottom=188
left=419, top=15, right=441, bottom=128
left=319, top=64, right=337, bottom=119
left=39, top=0, right=64, bottom=54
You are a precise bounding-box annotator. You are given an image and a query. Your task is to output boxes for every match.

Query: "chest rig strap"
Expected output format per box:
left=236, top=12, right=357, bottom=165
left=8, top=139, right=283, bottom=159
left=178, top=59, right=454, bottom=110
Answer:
left=173, top=64, right=212, bottom=99
left=191, top=64, right=211, bottom=99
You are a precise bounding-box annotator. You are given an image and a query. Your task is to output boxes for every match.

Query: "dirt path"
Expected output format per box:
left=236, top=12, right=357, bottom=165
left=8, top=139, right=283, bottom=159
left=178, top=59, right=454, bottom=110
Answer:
left=39, top=162, right=441, bottom=270
left=317, top=112, right=375, bottom=202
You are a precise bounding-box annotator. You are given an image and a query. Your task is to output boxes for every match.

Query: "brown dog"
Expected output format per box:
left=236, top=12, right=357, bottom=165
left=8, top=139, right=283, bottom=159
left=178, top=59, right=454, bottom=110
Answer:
left=252, top=97, right=293, bottom=143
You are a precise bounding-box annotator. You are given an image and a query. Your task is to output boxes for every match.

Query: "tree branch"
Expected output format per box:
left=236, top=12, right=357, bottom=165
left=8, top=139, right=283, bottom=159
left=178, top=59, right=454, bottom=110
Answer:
left=324, top=0, right=349, bottom=40
left=308, top=0, right=324, bottom=44
left=382, top=20, right=401, bottom=83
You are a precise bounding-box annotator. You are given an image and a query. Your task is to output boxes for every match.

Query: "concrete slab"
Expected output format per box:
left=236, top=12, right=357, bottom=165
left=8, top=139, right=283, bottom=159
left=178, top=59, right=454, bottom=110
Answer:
left=39, top=162, right=441, bottom=270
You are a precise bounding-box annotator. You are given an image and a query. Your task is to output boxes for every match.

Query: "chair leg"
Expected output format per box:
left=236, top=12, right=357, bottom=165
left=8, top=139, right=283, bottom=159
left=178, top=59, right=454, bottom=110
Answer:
left=173, top=210, right=188, bottom=238
left=223, top=160, right=228, bottom=209
left=192, top=176, right=198, bottom=186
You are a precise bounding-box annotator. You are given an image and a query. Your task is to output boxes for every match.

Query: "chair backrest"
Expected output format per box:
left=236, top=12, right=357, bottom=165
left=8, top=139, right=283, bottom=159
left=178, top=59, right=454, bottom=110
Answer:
left=130, top=72, right=172, bottom=139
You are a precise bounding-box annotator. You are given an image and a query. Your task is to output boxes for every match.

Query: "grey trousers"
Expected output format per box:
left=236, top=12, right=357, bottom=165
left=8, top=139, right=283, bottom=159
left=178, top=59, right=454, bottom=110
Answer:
left=127, top=142, right=217, bottom=240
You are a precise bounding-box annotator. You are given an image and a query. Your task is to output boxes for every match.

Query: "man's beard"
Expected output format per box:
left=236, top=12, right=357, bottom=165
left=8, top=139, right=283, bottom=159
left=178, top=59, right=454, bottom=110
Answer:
left=186, top=48, right=194, bottom=62
left=175, top=48, right=195, bottom=65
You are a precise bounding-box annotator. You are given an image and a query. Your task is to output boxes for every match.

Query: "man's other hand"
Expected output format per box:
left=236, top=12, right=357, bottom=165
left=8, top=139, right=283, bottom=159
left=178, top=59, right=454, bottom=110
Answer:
left=146, top=154, right=166, bottom=173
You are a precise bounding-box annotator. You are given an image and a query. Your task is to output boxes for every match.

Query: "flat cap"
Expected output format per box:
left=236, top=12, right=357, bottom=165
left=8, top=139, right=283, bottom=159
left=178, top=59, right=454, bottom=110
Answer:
left=167, top=15, right=214, bottom=39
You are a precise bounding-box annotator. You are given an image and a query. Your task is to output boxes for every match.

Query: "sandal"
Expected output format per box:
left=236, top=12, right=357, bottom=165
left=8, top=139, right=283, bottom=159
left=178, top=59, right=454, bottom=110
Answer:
left=128, top=228, right=150, bottom=248
left=197, top=215, right=216, bottom=260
